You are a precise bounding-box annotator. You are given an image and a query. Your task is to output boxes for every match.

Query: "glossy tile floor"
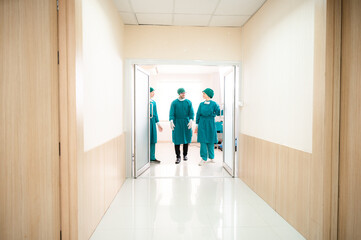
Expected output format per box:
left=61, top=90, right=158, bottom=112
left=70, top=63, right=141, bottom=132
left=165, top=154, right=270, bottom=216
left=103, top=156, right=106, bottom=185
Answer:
left=140, top=143, right=231, bottom=178
left=90, top=143, right=305, bottom=240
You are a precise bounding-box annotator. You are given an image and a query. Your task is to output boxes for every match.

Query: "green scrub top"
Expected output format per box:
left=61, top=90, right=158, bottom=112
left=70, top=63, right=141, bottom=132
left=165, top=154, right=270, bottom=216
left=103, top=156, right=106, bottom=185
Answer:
left=169, top=99, right=194, bottom=145
left=196, top=100, right=220, bottom=144
left=150, top=99, right=159, bottom=144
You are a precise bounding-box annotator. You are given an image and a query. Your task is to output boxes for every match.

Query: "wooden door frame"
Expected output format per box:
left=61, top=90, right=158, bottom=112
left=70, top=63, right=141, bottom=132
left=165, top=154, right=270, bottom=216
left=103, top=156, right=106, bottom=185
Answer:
left=311, top=0, right=342, bottom=239
left=327, top=0, right=342, bottom=238
left=58, top=0, right=82, bottom=239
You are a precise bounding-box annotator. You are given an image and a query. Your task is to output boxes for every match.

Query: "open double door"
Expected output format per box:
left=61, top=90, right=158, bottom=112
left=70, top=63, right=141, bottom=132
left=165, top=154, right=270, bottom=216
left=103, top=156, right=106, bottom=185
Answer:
left=133, top=66, right=151, bottom=178
left=132, top=64, right=238, bottom=178
left=222, top=68, right=237, bottom=176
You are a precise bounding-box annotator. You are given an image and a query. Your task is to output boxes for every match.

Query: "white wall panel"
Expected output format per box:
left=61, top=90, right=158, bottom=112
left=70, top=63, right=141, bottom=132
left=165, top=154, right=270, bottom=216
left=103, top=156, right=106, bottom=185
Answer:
left=240, top=0, right=314, bottom=153
left=83, top=0, right=125, bottom=151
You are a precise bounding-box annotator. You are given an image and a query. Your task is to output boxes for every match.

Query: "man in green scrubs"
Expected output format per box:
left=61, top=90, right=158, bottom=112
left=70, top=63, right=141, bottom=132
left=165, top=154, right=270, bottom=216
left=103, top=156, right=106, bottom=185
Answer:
left=150, top=87, right=163, bottom=163
left=195, top=88, right=220, bottom=166
left=169, top=88, right=194, bottom=164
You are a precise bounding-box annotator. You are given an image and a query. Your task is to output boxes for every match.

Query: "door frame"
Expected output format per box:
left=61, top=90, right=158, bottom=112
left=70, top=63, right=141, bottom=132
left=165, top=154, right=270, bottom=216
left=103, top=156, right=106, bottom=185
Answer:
left=124, top=59, right=242, bottom=178
left=58, top=0, right=81, bottom=239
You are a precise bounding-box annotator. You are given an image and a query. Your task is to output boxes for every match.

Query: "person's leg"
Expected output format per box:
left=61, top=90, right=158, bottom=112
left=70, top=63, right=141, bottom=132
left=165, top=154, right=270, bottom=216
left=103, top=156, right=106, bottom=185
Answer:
left=174, top=144, right=181, bottom=158
left=207, top=143, right=215, bottom=161
left=183, top=144, right=189, bottom=160
left=199, top=143, right=208, bottom=166
left=150, top=143, right=156, bottom=160
left=175, top=144, right=181, bottom=164
left=150, top=143, right=161, bottom=163
left=200, top=143, right=208, bottom=160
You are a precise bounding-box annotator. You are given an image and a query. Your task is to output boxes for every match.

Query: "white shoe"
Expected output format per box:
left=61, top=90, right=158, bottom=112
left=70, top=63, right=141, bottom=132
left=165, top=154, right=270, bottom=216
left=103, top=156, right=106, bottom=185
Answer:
left=209, top=159, right=215, bottom=163
left=198, top=160, right=205, bottom=166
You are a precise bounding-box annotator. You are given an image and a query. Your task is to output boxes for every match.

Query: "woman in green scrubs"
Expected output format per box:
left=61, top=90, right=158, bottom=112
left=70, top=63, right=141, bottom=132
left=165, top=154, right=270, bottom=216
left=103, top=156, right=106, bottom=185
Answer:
left=150, top=87, right=163, bottom=163
left=194, top=88, right=220, bottom=166
left=169, top=88, right=194, bottom=164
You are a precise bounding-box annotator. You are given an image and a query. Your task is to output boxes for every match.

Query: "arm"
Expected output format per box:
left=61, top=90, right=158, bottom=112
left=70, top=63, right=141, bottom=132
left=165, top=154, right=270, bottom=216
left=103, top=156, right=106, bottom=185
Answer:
left=196, top=103, right=201, bottom=125
left=169, top=101, right=175, bottom=121
left=189, top=100, right=194, bottom=120
left=187, top=101, right=195, bottom=129
left=169, top=101, right=175, bottom=130
left=152, top=102, right=163, bottom=131
left=195, top=103, right=201, bottom=133
left=214, top=102, right=221, bottom=116
left=153, top=101, right=159, bottom=123
left=157, top=123, right=163, bottom=132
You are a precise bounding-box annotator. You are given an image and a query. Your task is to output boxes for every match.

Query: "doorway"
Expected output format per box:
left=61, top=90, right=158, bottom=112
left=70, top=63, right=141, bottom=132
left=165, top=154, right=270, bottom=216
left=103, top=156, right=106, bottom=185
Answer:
left=128, top=60, right=240, bottom=179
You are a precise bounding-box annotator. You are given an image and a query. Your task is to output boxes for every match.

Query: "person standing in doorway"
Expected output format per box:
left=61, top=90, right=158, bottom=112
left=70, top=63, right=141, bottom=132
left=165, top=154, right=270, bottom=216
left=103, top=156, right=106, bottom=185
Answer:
left=169, top=88, right=194, bottom=164
left=150, top=87, right=163, bottom=163
left=194, top=88, right=220, bottom=166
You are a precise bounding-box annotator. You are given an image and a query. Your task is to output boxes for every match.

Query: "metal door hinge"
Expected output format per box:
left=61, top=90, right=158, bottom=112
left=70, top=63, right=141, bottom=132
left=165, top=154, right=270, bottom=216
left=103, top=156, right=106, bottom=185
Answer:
left=59, top=142, right=61, bottom=156
left=57, top=0, right=59, bottom=11
left=60, top=230, right=62, bottom=240
left=57, top=51, right=59, bottom=64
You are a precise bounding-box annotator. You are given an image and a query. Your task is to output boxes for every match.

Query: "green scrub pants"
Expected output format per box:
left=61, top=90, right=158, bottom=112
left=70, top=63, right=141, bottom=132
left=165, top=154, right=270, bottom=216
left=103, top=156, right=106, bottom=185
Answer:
left=150, top=143, right=156, bottom=160
left=200, top=143, right=214, bottom=161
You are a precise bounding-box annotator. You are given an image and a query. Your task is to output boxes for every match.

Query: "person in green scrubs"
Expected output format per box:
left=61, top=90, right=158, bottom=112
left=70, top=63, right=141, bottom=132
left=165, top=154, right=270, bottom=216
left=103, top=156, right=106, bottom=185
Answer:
left=194, top=88, right=220, bottom=166
left=169, top=88, right=194, bottom=164
left=150, top=87, right=163, bottom=163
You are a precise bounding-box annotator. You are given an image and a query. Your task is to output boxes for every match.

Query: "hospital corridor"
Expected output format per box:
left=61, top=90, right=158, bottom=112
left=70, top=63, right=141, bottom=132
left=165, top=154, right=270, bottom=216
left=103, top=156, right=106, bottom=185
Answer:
left=90, top=142, right=304, bottom=239
left=1, top=0, right=360, bottom=240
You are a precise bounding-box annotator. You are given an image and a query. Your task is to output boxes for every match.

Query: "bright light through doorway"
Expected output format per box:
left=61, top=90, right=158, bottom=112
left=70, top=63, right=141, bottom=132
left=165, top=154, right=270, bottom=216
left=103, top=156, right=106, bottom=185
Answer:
left=140, top=64, right=231, bottom=177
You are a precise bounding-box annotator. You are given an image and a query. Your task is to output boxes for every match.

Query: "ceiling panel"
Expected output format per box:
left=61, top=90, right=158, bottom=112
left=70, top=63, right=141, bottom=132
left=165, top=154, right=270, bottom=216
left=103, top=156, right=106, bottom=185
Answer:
left=210, top=15, right=249, bottom=27
left=136, top=13, right=173, bottom=25
left=113, top=0, right=267, bottom=27
left=173, top=14, right=211, bottom=26
left=215, top=0, right=266, bottom=15
left=113, top=0, right=133, bottom=12
left=119, top=12, right=138, bottom=24
left=131, top=0, right=173, bottom=13
left=174, top=0, right=219, bottom=14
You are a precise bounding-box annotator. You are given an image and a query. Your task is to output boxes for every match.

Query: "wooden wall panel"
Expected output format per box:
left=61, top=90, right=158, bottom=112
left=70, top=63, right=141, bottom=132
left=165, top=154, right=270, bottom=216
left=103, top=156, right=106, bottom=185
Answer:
left=105, top=135, right=126, bottom=208
left=79, top=134, right=126, bottom=240
left=338, top=0, right=361, bottom=238
left=238, top=134, right=310, bottom=239
left=239, top=134, right=256, bottom=188
left=254, top=138, right=278, bottom=209
left=0, top=0, right=60, bottom=239
left=276, top=145, right=311, bottom=237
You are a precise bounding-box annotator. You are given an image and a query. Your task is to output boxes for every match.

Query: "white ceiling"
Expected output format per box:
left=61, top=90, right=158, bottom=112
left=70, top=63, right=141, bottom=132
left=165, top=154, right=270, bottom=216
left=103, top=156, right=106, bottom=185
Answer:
left=113, top=0, right=267, bottom=27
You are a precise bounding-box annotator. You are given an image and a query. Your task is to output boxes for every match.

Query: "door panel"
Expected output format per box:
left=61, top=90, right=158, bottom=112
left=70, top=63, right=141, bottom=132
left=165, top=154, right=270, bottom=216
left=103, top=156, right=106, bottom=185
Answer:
left=223, top=68, right=236, bottom=176
left=0, top=0, right=60, bottom=239
left=338, top=0, right=361, bottom=238
left=133, top=66, right=150, bottom=177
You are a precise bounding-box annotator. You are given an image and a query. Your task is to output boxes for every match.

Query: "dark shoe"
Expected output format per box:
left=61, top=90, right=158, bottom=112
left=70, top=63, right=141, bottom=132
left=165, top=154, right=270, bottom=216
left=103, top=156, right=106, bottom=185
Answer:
left=151, top=159, right=161, bottom=164
left=183, top=155, right=188, bottom=161
left=175, top=157, right=181, bottom=164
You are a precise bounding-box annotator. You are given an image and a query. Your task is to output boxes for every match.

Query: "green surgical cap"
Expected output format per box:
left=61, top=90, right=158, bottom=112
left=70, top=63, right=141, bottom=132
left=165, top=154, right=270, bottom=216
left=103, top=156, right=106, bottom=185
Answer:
left=203, top=88, right=214, bottom=98
left=177, top=88, right=185, bottom=95
left=150, top=87, right=154, bottom=93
